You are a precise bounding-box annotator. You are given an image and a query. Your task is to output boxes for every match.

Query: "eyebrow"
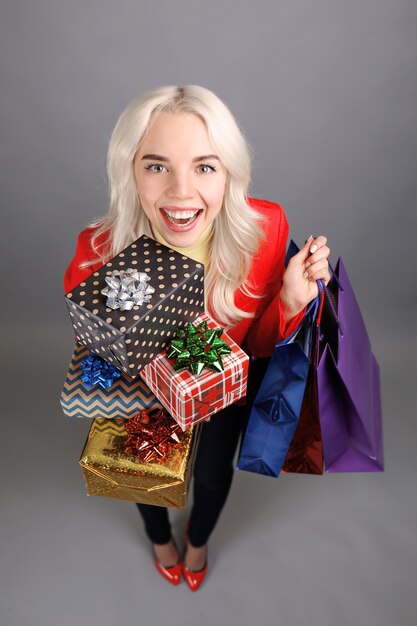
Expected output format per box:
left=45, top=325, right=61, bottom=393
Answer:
left=141, top=153, right=220, bottom=162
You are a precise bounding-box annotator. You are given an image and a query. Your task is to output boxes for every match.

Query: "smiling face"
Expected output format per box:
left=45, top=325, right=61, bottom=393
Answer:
left=133, top=111, right=228, bottom=248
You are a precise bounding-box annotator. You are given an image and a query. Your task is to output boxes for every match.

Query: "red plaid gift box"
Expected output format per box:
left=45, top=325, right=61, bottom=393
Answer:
left=140, top=314, right=249, bottom=430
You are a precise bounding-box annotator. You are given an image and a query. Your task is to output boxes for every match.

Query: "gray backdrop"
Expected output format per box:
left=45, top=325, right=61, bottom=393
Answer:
left=1, top=1, right=416, bottom=625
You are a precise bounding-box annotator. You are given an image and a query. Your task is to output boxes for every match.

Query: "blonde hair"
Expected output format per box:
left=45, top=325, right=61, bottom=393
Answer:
left=85, top=85, right=265, bottom=327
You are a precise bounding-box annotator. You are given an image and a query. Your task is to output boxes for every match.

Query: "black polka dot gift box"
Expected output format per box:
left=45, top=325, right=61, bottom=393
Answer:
left=65, top=236, right=205, bottom=376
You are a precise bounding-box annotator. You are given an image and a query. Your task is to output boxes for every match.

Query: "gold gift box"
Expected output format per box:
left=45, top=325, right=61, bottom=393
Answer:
left=79, top=418, right=199, bottom=508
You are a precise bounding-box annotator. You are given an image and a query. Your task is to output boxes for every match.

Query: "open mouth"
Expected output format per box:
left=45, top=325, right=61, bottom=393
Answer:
left=161, top=208, right=203, bottom=226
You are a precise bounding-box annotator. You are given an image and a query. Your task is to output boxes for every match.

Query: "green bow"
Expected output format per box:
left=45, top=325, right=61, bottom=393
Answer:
left=167, top=321, right=232, bottom=375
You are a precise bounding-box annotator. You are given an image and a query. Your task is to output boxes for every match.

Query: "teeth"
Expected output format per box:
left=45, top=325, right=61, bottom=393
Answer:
left=162, top=209, right=199, bottom=219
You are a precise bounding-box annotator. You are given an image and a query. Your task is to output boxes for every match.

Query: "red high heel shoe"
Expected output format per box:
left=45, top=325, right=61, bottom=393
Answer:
left=182, top=531, right=208, bottom=592
left=182, top=561, right=208, bottom=592
left=153, top=542, right=182, bottom=586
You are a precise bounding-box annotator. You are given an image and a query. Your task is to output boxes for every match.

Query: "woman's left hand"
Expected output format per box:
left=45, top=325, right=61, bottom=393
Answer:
left=279, top=235, right=331, bottom=320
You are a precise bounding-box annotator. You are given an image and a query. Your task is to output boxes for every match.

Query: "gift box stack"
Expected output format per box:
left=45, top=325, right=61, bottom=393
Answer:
left=61, top=235, right=249, bottom=507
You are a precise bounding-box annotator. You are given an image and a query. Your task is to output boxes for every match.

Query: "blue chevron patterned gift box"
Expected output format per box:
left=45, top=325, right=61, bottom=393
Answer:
left=60, top=343, right=162, bottom=418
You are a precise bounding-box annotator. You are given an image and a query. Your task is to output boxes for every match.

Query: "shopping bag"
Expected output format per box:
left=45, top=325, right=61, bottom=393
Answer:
left=236, top=297, right=320, bottom=477
left=281, top=306, right=324, bottom=474
left=317, top=259, right=384, bottom=472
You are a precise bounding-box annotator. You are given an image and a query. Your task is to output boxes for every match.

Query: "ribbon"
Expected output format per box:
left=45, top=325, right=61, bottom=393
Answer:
left=81, top=352, right=121, bottom=389
left=167, top=320, right=232, bottom=375
left=101, top=268, right=155, bottom=311
left=124, top=408, right=181, bottom=463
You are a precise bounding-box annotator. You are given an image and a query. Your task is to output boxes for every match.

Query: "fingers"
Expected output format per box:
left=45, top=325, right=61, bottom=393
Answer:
left=288, top=234, right=331, bottom=286
left=295, top=236, right=314, bottom=263
left=304, top=245, right=330, bottom=270
left=303, top=258, right=331, bottom=284
left=303, top=235, right=331, bottom=284
left=296, top=235, right=328, bottom=263
left=308, top=234, right=327, bottom=252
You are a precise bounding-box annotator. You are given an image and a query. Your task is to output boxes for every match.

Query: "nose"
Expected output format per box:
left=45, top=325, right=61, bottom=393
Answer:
left=166, top=170, right=195, bottom=199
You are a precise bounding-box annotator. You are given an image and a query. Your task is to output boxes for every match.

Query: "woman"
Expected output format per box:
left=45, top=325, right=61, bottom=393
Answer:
left=64, top=85, right=330, bottom=591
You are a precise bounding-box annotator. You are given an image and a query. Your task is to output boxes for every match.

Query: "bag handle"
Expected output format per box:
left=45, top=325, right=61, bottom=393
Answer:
left=317, top=278, right=344, bottom=337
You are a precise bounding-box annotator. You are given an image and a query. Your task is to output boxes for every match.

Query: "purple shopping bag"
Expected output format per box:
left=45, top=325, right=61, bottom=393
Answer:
left=317, top=259, right=384, bottom=472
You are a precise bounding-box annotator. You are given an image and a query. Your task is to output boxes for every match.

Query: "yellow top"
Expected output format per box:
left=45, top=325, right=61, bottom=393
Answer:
left=151, top=224, right=212, bottom=268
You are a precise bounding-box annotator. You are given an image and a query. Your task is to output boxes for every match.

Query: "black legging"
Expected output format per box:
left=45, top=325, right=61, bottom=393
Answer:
left=136, top=402, right=246, bottom=547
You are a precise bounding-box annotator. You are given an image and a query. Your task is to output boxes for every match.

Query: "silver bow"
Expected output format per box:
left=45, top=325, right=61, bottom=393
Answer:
left=101, top=268, right=155, bottom=311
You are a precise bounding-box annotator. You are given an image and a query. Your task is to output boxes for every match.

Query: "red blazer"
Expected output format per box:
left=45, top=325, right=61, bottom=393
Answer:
left=63, top=197, right=305, bottom=358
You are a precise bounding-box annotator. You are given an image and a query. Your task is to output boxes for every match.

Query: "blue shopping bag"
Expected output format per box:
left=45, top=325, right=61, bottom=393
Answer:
left=237, top=296, right=320, bottom=477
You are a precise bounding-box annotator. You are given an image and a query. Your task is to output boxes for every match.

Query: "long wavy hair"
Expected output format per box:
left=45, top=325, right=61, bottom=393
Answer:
left=84, top=85, right=265, bottom=328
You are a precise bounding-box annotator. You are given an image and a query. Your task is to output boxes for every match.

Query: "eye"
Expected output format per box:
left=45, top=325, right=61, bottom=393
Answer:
left=145, top=164, right=168, bottom=173
left=198, top=164, right=217, bottom=174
